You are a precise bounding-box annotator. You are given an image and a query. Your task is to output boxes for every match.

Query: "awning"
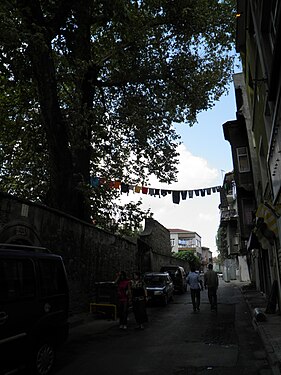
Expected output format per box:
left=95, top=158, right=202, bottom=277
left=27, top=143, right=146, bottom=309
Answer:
left=255, top=203, right=280, bottom=236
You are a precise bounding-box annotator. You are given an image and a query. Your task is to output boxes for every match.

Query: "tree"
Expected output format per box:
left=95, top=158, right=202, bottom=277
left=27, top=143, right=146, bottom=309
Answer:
left=0, top=0, right=236, bottom=229
left=216, top=226, right=228, bottom=261
left=172, top=250, right=201, bottom=270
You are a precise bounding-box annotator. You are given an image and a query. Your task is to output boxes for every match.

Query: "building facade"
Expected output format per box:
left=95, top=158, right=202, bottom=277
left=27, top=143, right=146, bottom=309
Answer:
left=221, top=0, right=281, bottom=301
left=168, top=229, right=212, bottom=270
left=169, top=229, right=202, bottom=255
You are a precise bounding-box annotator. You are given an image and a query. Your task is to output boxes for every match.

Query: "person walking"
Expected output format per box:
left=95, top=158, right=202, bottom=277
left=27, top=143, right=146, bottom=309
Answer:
left=131, top=271, right=148, bottom=330
left=204, top=264, right=219, bottom=311
left=186, top=266, right=203, bottom=313
left=115, top=271, right=131, bottom=330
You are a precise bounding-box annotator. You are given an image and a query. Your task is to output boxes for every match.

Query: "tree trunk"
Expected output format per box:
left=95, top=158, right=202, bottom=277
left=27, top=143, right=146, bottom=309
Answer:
left=17, top=1, right=93, bottom=221
left=29, top=34, right=76, bottom=214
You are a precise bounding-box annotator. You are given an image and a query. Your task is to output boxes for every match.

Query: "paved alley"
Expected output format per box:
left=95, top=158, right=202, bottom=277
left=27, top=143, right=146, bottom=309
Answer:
left=53, top=280, right=273, bottom=375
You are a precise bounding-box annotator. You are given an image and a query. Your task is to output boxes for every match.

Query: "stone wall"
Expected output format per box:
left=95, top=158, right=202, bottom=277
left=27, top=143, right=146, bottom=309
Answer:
left=140, top=218, right=171, bottom=256
left=0, top=193, right=188, bottom=313
left=0, top=193, right=138, bottom=312
left=139, top=218, right=189, bottom=272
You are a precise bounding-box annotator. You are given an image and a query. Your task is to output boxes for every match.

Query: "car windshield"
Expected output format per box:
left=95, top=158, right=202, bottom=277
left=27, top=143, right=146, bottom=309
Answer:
left=145, top=275, right=166, bottom=286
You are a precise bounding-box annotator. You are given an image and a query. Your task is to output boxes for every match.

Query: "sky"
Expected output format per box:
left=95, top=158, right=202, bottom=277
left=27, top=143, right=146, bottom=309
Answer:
left=118, top=82, right=236, bottom=256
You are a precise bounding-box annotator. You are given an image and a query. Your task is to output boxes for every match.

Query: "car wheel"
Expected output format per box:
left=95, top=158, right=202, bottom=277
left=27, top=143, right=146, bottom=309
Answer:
left=31, top=341, right=56, bottom=375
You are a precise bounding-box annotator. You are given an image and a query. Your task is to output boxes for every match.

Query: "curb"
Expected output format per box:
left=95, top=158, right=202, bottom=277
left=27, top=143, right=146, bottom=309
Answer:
left=241, top=289, right=281, bottom=375
left=68, top=317, right=86, bottom=329
left=68, top=312, right=118, bottom=333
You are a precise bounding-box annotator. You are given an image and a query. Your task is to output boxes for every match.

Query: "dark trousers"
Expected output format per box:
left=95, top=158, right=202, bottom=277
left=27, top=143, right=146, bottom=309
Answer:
left=190, top=288, right=201, bottom=311
left=118, top=301, right=129, bottom=325
left=132, top=299, right=148, bottom=325
left=207, top=287, right=217, bottom=310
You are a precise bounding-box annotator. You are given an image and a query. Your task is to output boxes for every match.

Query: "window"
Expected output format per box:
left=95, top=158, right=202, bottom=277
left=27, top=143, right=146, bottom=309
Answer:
left=178, top=239, right=187, bottom=248
left=178, top=238, right=195, bottom=248
left=170, top=239, right=175, bottom=247
left=188, top=240, right=195, bottom=247
left=237, top=147, right=250, bottom=172
left=0, top=259, right=35, bottom=301
left=38, top=260, right=67, bottom=297
left=242, top=199, right=255, bottom=226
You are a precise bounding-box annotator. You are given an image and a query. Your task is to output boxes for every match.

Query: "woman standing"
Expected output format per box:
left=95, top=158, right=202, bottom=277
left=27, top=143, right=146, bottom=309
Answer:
left=131, top=271, right=148, bottom=330
left=115, top=271, right=131, bottom=330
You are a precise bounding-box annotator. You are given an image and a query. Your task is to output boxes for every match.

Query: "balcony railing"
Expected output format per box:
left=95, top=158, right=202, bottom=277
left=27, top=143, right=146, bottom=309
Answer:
left=220, top=209, right=238, bottom=221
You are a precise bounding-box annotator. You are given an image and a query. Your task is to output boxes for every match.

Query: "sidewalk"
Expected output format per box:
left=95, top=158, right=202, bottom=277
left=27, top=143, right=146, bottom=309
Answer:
left=68, top=310, right=117, bottom=333
left=239, top=282, right=281, bottom=375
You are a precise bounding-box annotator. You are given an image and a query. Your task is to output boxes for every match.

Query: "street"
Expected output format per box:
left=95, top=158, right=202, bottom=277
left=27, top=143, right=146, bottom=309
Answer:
left=54, top=280, right=272, bottom=375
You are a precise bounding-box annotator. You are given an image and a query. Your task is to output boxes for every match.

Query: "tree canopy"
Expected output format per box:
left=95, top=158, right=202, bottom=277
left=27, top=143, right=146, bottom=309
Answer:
left=172, top=250, right=201, bottom=270
left=0, top=0, right=236, bottom=232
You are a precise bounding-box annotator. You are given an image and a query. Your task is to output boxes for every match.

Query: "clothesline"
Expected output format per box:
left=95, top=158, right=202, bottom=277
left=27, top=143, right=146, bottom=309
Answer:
left=90, top=176, right=222, bottom=205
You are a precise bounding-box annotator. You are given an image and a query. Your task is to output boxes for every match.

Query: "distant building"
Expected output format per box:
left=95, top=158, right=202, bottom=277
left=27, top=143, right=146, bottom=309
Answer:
left=201, top=246, right=213, bottom=272
left=168, top=229, right=201, bottom=254
left=168, top=229, right=213, bottom=271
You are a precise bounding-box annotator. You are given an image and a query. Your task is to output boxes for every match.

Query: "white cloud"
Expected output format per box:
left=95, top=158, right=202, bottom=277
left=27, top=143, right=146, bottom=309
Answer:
left=148, top=144, right=219, bottom=189
left=118, top=144, right=222, bottom=255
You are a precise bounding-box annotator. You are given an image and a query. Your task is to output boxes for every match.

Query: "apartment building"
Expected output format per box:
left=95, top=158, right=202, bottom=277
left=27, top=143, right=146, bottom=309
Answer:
left=168, top=228, right=202, bottom=257
left=222, top=0, right=281, bottom=300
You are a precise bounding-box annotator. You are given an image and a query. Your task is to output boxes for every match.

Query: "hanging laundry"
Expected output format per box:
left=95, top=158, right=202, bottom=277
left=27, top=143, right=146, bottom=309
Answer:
left=161, top=190, right=168, bottom=196
left=121, top=182, right=129, bottom=194
left=90, top=176, right=99, bottom=187
left=142, top=186, right=148, bottom=194
left=149, top=188, right=155, bottom=196
left=91, top=175, right=221, bottom=201
left=172, top=191, right=180, bottom=204
left=181, top=191, right=187, bottom=200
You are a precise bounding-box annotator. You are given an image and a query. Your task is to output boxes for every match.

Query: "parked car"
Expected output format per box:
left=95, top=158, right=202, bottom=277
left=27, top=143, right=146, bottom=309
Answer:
left=144, top=272, right=174, bottom=306
left=160, top=265, right=187, bottom=293
left=0, top=243, right=69, bottom=375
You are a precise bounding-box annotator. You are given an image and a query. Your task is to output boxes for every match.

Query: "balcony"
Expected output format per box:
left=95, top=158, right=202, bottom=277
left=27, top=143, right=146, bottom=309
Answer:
left=220, top=209, right=238, bottom=223
left=227, top=193, right=236, bottom=204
